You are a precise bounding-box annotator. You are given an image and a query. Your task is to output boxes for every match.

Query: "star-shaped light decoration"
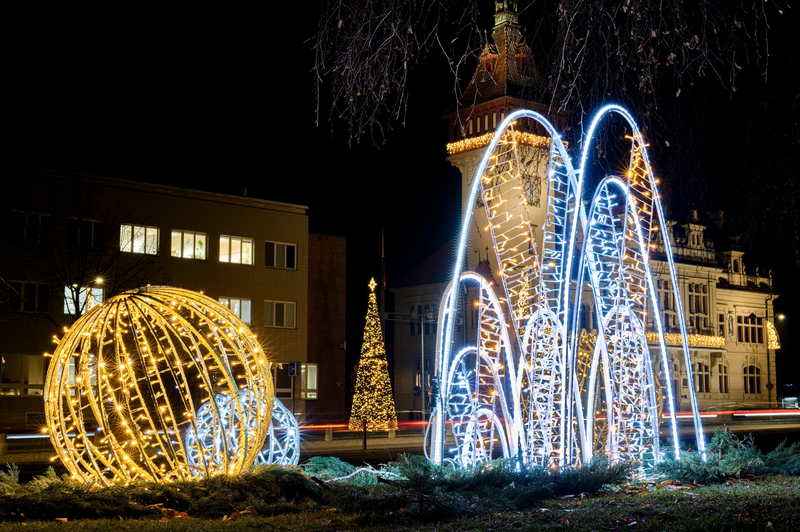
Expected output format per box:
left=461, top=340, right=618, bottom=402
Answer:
left=368, top=277, right=377, bottom=292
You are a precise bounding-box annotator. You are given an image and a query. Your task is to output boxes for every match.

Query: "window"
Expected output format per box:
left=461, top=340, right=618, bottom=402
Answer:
left=718, top=364, right=729, bottom=393
left=120, top=224, right=159, bottom=255
left=737, top=315, right=764, bottom=344
left=0, top=354, right=45, bottom=396
left=300, top=363, right=318, bottom=399
left=265, top=241, right=296, bottom=269
left=67, top=218, right=105, bottom=248
left=272, top=364, right=292, bottom=399
left=64, top=286, right=104, bottom=315
left=695, top=363, right=710, bottom=393
left=688, top=283, right=709, bottom=332
left=264, top=301, right=296, bottom=328
left=718, top=313, right=725, bottom=337
left=219, top=236, right=253, bottom=264
left=656, top=279, right=677, bottom=330
left=219, top=297, right=252, bottom=324
left=12, top=212, right=52, bottom=244
left=171, top=230, right=206, bottom=259
left=743, top=365, right=762, bottom=394
left=7, top=282, right=50, bottom=313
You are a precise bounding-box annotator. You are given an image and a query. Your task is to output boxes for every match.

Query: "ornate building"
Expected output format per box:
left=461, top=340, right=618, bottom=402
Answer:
left=389, top=1, right=780, bottom=420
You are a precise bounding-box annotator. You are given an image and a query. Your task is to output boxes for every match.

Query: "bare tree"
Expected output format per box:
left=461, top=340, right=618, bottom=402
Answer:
left=313, top=0, right=788, bottom=145
left=2, top=165, right=167, bottom=329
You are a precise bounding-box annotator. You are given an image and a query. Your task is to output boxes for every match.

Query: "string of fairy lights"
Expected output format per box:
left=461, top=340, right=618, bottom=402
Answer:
left=429, top=105, right=709, bottom=472
left=349, top=279, right=398, bottom=431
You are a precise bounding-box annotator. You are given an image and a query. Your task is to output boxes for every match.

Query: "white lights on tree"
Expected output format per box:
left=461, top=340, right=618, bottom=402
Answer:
left=428, top=105, right=706, bottom=472
left=44, top=286, right=274, bottom=484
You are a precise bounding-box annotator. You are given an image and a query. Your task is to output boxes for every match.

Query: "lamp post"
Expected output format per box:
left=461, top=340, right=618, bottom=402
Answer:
left=765, top=296, right=775, bottom=408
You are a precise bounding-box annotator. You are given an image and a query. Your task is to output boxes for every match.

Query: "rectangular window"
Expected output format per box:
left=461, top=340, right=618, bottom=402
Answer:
left=219, top=236, right=253, bottom=264
left=12, top=212, right=53, bottom=244
left=120, top=224, right=159, bottom=255
left=219, top=297, right=252, bottom=324
left=265, top=241, right=296, bottom=269
left=264, top=300, right=296, bottom=328
left=743, top=365, right=762, bottom=394
left=64, top=286, right=104, bottom=315
left=737, top=315, right=763, bottom=344
left=0, top=354, right=46, bottom=396
left=7, top=282, right=50, bottom=313
left=273, top=364, right=292, bottom=399
left=696, top=363, right=710, bottom=393
left=300, top=363, right=318, bottom=399
left=67, top=218, right=105, bottom=248
left=718, top=364, right=729, bottom=393
left=171, top=230, right=206, bottom=260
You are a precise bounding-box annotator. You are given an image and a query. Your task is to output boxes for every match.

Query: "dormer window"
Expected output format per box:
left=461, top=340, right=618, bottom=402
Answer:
left=516, top=55, right=529, bottom=73
left=481, top=56, right=497, bottom=74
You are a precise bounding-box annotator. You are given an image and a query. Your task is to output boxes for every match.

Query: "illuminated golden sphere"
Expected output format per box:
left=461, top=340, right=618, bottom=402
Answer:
left=44, top=286, right=273, bottom=484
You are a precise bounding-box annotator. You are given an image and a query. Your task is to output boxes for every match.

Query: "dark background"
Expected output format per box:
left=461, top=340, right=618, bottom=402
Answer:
left=6, top=5, right=798, bottom=396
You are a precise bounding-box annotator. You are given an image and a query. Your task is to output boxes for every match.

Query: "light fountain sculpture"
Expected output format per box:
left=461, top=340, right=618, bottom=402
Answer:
left=428, top=105, right=706, bottom=471
left=44, top=286, right=288, bottom=484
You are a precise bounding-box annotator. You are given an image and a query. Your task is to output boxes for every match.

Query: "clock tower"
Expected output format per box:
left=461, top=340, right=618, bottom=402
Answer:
left=445, top=0, right=560, bottom=272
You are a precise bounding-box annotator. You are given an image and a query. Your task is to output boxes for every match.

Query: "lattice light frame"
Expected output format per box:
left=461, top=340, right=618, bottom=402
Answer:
left=44, top=286, right=273, bottom=484
left=429, top=105, right=706, bottom=471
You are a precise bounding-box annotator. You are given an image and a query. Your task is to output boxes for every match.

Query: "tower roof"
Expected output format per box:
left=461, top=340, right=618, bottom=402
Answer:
left=458, top=1, right=541, bottom=108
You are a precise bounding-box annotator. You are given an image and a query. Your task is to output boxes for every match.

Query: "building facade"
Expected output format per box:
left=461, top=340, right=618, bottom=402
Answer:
left=389, top=1, right=779, bottom=419
left=1, top=164, right=345, bottom=434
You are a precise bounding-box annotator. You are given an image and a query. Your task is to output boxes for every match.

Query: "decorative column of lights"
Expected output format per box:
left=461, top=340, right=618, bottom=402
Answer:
left=428, top=105, right=705, bottom=472
left=43, top=286, right=273, bottom=484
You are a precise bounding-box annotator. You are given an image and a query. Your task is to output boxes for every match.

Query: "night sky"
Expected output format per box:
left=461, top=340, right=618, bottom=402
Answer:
left=7, top=6, right=798, bottom=387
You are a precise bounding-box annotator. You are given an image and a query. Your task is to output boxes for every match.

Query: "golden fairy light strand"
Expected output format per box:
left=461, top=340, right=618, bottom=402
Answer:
left=43, top=286, right=273, bottom=485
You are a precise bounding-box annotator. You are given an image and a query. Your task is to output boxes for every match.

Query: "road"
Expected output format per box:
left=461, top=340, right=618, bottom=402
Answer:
left=4, top=420, right=799, bottom=481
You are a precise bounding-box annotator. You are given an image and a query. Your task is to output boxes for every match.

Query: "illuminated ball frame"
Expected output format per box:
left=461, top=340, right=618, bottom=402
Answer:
left=428, top=105, right=707, bottom=471
left=186, top=391, right=299, bottom=471
left=44, top=286, right=273, bottom=484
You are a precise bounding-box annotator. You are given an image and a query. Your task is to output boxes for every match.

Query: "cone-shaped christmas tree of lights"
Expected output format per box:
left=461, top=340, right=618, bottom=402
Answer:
left=349, top=278, right=398, bottom=431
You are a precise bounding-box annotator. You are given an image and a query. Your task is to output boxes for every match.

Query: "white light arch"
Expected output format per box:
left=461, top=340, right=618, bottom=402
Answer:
left=428, top=105, right=706, bottom=471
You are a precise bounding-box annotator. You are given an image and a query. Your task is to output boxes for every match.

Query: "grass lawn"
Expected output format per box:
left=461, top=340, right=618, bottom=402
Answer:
left=2, top=475, right=799, bottom=531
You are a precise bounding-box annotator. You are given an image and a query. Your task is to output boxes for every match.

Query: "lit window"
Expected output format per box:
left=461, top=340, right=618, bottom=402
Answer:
left=120, top=224, right=159, bottom=255
left=7, top=282, right=50, bottom=313
left=64, top=286, right=104, bottom=316
left=219, top=236, right=253, bottom=264
left=300, top=363, right=318, bottom=399
left=264, top=300, right=296, bottom=328
left=170, top=230, right=206, bottom=260
left=265, top=242, right=296, bottom=269
left=219, top=297, right=252, bottom=324
left=12, top=212, right=53, bottom=244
